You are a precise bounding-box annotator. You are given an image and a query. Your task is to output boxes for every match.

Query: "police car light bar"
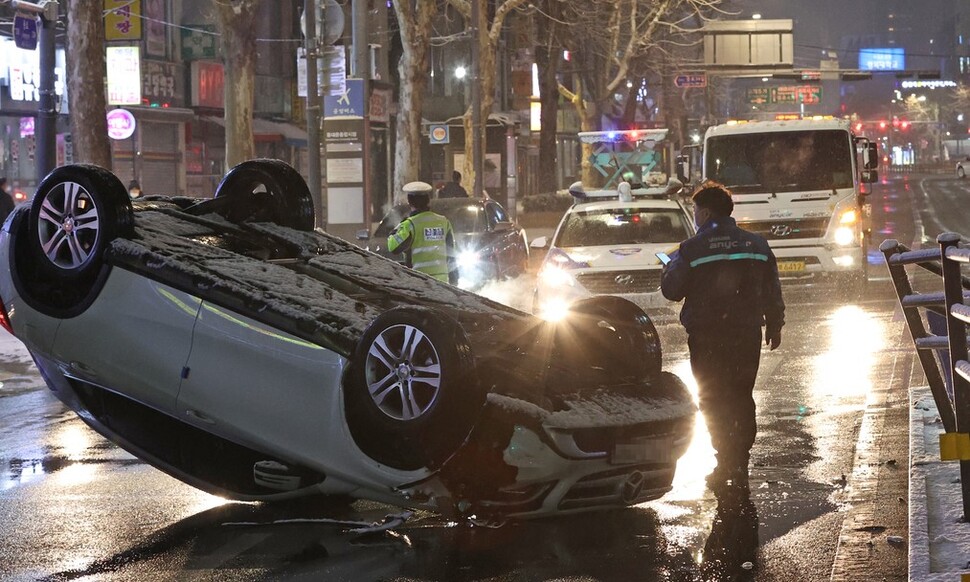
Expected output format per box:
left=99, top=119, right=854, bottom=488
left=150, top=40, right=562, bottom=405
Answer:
left=577, top=129, right=669, bottom=144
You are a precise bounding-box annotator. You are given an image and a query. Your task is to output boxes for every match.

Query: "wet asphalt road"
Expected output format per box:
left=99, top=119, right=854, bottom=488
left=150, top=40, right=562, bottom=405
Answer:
left=0, top=173, right=967, bottom=581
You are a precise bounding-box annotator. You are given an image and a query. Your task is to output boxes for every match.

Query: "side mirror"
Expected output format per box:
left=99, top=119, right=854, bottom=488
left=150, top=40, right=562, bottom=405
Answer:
left=530, top=236, right=548, bottom=249
left=665, top=177, right=684, bottom=195
left=861, top=169, right=878, bottom=184
left=863, top=143, right=879, bottom=170
left=567, top=181, right=586, bottom=202
left=493, top=221, right=513, bottom=232
left=676, top=153, right=691, bottom=183
left=355, top=228, right=371, bottom=241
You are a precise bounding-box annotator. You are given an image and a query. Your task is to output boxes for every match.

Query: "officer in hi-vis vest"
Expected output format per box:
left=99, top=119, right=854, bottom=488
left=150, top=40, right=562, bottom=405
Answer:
left=388, top=181, right=458, bottom=284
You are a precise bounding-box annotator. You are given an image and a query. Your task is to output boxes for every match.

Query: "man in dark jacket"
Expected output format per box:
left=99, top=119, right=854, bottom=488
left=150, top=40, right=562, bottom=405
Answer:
left=661, top=182, right=785, bottom=488
left=437, top=170, right=469, bottom=198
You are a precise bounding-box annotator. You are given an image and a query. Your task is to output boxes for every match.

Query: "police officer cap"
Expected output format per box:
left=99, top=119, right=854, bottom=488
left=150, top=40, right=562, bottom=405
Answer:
left=403, top=181, right=433, bottom=195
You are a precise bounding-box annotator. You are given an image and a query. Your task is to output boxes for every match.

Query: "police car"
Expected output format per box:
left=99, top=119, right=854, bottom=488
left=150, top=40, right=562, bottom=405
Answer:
left=531, top=179, right=694, bottom=320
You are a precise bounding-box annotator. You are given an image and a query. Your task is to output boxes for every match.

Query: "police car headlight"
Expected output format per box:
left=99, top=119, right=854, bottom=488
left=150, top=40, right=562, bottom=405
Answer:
left=834, top=226, right=855, bottom=246
left=458, top=249, right=481, bottom=268
left=537, top=297, right=572, bottom=322
left=538, top=264, right=575, bottom=287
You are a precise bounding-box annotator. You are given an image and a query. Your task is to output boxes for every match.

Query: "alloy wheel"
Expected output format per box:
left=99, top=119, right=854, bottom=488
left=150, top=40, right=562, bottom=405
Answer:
left=365, top=323, right=442, bottom=421
left=36, top=181, right=101, bottom=270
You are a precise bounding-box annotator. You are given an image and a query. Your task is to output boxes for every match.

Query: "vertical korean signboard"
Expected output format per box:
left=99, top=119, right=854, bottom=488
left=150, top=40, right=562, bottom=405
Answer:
left=104, top=0, right=142, bottom=41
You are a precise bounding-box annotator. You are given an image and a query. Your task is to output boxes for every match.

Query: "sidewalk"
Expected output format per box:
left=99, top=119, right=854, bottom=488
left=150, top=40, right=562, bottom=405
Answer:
left=910, top=386, right=970, bottom=581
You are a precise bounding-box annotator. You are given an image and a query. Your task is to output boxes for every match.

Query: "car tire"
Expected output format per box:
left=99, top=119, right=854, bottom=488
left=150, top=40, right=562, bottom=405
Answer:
left=214, top=159, right=315, bottom=231
left=20, top=165, right=133, bottom=313
left=557, top=296, right=663, bottom=385
left=344, top=306, right=483, bottom=471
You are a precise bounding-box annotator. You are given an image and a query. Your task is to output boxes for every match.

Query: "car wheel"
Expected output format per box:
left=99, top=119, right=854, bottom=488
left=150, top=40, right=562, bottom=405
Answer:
left=557, top=296, right=662, bottom=385
left=21, top=165, right=133, bottom=312
left=214, top=159, right=315, bottom=231
left=344, top=306, right=482, bottom=471
left=959, top=166, right=966, bottom=179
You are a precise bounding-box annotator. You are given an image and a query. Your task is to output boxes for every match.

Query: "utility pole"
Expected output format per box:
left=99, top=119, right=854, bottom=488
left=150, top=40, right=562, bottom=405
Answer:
left=10, top=0, right=59, bottom=183
left=470, top=0, right=483, bottom=196
left=304, top=0, right=324, bottom=228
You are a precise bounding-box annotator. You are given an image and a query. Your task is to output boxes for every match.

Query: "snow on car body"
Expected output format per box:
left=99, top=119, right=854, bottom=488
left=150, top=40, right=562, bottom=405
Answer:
left=0, top=160, right=695, bottom=519
left=532, top=184, right=694, bottom=319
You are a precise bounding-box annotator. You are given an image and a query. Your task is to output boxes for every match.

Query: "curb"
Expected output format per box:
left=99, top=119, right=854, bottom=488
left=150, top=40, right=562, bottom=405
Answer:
left=909, top=385, right=970, bottom=581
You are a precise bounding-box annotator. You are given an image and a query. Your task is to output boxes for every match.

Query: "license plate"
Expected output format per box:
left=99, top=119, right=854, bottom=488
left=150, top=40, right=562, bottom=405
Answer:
left=777, top=260, right=806, bottom=273
left=611, top=437, right=672, bottom=464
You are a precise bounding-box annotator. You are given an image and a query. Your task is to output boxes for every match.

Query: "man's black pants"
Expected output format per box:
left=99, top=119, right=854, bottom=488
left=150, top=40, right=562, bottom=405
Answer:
left=688, top=326, right=763, bottom=473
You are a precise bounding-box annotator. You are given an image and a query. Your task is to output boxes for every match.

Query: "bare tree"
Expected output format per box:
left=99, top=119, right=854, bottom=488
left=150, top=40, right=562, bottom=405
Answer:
left=214, top=0, right=259, bottom=169
left=391, top=0, right=438, bottom=203
left=448, top=0, right=531, bottom=192
left=533, top=0, right=562, bottom=191
left=66, top=0, right=111, bottom=168
left=557, top=0, right=722, bottom=185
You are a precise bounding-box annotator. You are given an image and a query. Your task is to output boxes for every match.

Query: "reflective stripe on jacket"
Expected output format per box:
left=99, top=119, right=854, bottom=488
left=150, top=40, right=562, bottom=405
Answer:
left=660, top=215, right=785, bottom=335
left=387, top=210, right=455, bottom=282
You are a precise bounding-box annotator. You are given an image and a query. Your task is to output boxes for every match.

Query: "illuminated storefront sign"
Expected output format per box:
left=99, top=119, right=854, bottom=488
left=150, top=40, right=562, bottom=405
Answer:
left=191, top=61, right=225, bottom=108
left=900, top=80, right=957, bottom=89
left=106, top=108, right=137, bottom=140
left=859, top=48, right=905, bottom=71
left=104, top=0, right=142, bottom=41
left=0, top=38, right=67, bottom=110
left=106, top=46, right=142, bottom=105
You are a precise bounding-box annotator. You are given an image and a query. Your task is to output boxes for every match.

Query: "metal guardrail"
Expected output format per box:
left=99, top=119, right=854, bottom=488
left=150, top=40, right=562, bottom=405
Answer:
left=882, top=233, right=970, bottom=519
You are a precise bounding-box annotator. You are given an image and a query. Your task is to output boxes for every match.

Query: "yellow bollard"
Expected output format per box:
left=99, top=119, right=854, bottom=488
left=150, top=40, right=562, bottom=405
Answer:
left=940, top=433, right=970, bottom=461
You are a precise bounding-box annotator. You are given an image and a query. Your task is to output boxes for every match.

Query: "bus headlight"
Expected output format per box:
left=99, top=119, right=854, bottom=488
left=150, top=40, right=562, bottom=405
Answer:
left=834, top=226, right=855, bottom=246
left=839, top=209, right=858, bottom=224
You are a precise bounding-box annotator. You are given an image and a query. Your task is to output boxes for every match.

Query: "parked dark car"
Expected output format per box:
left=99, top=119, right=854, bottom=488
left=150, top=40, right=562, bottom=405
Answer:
left=360, top=197, right=529, bottom=289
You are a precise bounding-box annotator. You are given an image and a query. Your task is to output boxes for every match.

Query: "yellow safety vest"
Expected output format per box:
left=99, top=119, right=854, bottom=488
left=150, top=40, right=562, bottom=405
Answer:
left=387, top=210, right=455, bottom=282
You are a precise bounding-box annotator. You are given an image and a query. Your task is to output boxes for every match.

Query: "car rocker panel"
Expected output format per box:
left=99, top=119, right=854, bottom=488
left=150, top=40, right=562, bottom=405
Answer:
left=0, top=161, right=695, bottom=519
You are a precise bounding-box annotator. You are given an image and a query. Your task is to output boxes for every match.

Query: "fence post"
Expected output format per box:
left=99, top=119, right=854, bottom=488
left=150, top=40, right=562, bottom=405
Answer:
left=938, top=232, right=970, bottom=520
left=880, top=239, right=956, bottom=432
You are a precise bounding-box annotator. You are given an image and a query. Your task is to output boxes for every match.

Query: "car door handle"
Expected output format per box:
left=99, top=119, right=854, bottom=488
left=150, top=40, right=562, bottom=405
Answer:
left=185, top=409, right=216, bottom=425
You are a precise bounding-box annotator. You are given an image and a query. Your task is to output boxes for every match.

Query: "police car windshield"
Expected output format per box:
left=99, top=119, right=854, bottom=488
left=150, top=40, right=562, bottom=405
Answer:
left=556, top=209, right=690, bottom=247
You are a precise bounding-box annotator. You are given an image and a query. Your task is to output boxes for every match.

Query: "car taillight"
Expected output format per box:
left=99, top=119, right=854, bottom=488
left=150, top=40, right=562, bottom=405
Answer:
left=0, top=296, right=12, bottom=335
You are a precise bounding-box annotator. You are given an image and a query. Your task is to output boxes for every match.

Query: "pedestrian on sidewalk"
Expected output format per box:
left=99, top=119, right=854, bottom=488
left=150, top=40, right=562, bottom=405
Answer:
left=437, top=171, right=469, bottom=198
left=660, top=182, right=785, bottom=487
left=0, top=178, right=14, bottom=224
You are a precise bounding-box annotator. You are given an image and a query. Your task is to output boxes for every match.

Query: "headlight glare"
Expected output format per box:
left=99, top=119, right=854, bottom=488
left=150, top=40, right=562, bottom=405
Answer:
left=538, top=265, right=575, bottom=287
left=834, top=226, right=855, bottom=246
left=458, top=249, right=480, bottom=268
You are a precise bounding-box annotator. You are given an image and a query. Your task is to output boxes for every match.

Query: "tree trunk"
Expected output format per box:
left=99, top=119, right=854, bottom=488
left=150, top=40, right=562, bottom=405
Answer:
left=457, top=0, right=530, bottom=194
left=66, top=0, right=111, bottom=168
left=391, top=0, right=438, bottom=204
left=534, top=2, right=560, bottom=192
left=216, top=1, right=258, bottom=170
left=392, top=0, right=437, bottom=206
left=579, top=103, right=601, bottom=187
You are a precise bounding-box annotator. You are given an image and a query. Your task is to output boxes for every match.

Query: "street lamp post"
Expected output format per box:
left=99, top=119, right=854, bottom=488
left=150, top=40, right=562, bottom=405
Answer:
left=9, top=0, right=59, bottom=183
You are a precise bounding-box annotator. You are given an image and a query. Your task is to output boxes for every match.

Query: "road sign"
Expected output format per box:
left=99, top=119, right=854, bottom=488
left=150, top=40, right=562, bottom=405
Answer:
left=13, top=13, right=38, bottom=51
left=674, top=73, right=707, bottom=89
left=324, top=78, right=364, bottom=118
